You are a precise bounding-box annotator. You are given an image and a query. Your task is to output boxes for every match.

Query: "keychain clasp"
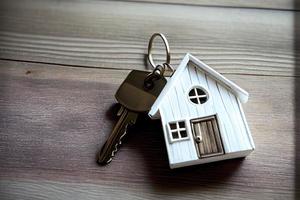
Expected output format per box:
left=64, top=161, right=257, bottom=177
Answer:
left=144, top=65, right=164, bottom=90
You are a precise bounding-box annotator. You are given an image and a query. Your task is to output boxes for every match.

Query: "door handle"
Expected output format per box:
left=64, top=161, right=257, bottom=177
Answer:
left=195, top=135, right=203, bottom=143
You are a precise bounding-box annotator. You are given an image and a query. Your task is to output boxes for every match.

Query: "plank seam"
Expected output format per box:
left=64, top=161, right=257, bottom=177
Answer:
left=111, top=0, right=300, bottom=12
left=0, top=58, right=298, bottom=78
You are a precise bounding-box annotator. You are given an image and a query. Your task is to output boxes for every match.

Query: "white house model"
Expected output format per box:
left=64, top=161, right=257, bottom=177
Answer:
left=149, top=53, right=255, bottom=169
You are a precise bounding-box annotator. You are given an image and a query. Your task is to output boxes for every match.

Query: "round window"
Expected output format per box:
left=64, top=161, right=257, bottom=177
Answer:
left=188, top=87, right=208, bottom=104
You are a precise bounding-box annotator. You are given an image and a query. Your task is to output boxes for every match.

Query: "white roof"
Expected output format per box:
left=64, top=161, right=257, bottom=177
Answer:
left=149, top=53, right=249, bottom=118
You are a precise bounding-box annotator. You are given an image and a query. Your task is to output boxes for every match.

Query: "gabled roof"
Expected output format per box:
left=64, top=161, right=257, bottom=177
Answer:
left=148, top=53, right=249, bottom=119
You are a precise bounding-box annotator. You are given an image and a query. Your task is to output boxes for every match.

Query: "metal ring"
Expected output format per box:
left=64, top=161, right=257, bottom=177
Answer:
left=148, top=33, right=171, bottom=69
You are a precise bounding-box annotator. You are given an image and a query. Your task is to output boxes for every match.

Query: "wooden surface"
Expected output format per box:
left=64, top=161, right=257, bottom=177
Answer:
left=124, top=0, right=298, bottom=10
left=0, top=0, right=299, bottom=199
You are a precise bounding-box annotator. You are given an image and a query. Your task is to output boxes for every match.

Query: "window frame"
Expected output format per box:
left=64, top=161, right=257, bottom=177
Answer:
left=187, top=86, right=209, bottom=105
left=167, top=120, right=189, bottom=143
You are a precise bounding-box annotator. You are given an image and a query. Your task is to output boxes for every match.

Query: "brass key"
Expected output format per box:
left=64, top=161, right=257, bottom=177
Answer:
left=97, top=69, right=166, bottom=165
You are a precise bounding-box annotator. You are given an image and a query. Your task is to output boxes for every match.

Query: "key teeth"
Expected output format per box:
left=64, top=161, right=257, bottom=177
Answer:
left=106, top=158, right=112, bottom=164
left=98, top=125, right=128, bottom=165
left=97, top=155, right=112, bottom=165
left=109, top=125, right=128, bottom=161
left=98, top=111, right=138, bottom=166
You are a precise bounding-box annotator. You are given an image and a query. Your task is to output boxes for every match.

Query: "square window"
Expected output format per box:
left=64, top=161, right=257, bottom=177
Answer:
left=179, top=121, right=185, bottom=128
left=172, top=131, right=179, bottom=139
left=168, top=120, right=188, bottom=141
left=180, top=130, right=187, bottom=138
left=169, top=122, right=177, bottom=130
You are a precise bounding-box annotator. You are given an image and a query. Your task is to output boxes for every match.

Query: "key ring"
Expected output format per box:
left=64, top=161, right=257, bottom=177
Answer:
left=147, top=33, right=175, bottom=76
left=148, top=33, right=171, bottom=69
left=145, top=33, right=175, bottom=90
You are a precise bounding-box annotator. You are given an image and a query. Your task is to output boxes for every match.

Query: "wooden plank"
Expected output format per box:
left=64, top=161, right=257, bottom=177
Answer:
left=0, top=60, right=297, bottom=199
left=119, top=0, right=297, bottom=10
left=217, top=83, right=247, bottom=151
left=179, top=68, right=197, bottom=116
left=0, top=0, right=297, bottom=76
left=0, top=178, right=290, bottom=200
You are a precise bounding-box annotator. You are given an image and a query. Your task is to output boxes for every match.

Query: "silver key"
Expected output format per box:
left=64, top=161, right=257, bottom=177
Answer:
left=97, top=69, right=166, bottom=165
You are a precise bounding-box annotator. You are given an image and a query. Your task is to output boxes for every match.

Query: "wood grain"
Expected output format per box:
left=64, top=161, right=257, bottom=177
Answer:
left=0, top=0, right=297, bottom=76
left=0, top=0, right=298, bottom=198
left=0, top=60, right=296, bottom=199
left=120, top=0, right=297, bottom=10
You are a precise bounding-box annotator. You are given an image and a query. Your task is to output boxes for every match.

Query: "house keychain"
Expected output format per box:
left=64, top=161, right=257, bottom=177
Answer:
left=98, top=33, right=255, bottom=168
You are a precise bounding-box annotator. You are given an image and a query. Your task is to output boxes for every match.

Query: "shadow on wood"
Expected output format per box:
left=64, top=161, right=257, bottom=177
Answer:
left=0, top=59, right=296, bottom=198
left=127, top=114, right=244, bottom=193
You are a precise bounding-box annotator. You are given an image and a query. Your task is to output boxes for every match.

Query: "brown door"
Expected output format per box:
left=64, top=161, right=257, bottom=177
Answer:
left=191, top=115, right=224, bottom=158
